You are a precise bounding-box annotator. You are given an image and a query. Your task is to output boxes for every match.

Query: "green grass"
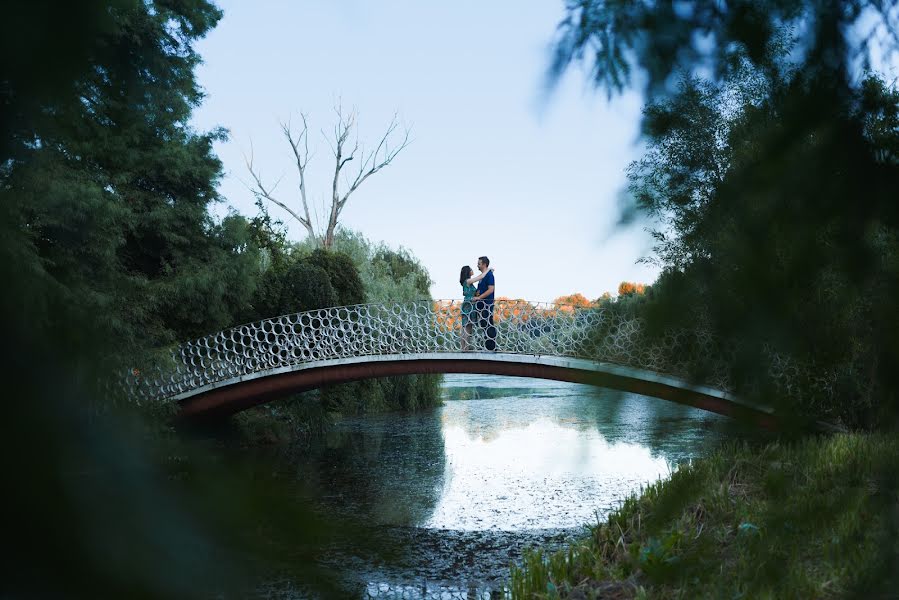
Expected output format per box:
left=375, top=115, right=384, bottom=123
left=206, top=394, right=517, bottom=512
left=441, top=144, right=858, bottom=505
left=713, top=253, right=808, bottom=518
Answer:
left=510, top=434, right=899, bottom=599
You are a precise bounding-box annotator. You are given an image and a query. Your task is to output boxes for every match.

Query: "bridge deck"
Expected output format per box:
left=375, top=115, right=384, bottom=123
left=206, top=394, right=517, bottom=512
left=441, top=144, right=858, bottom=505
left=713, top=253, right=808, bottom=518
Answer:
left=174, top=352, right=776, bottom=427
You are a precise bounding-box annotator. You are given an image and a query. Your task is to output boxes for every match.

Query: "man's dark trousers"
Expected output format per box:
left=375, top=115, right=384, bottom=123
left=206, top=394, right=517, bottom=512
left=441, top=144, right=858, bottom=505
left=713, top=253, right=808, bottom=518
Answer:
left=476, top=300, right=497, bottom=351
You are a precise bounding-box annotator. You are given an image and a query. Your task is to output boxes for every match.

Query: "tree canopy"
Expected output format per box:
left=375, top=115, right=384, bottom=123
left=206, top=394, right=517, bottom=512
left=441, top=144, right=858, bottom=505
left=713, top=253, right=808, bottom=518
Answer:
left=549, top=0, right=897, bottom=98
left=552, top=1, right=899, bottom=427
left=1, top=0, right=261, bottom=364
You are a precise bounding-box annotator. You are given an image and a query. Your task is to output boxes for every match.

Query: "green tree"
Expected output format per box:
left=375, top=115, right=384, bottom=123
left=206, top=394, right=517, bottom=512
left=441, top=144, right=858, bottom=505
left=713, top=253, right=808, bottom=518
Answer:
left=595, top=291, right=613, bottom=305
left=243, top=258, right=339, bottom=322
left=626, top=71, right=899, bottom=426
left=279, top=262, right=338, bottom=314
left=552, top=1, right=899, bottom=428
left=1, top=2, right=123, bottom=162
left=2, top=0, right=259, bottom=360
left=306, top=248, right=366, bottom=306
left=372, top=247, right=433, bottom=297
left=626, top=66, right=771, bottom=268
left=241, top=244, right=369, bottom=322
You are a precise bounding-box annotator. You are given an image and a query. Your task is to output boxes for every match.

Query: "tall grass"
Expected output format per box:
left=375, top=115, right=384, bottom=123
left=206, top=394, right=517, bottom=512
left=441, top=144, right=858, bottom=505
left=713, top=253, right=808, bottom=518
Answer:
left=510, top=434, right=899, bottom=598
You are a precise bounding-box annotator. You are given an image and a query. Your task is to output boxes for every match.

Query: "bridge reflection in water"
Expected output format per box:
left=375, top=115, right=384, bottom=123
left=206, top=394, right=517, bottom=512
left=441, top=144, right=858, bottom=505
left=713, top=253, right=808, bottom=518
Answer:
left=122, top=300, right=778, bottom=425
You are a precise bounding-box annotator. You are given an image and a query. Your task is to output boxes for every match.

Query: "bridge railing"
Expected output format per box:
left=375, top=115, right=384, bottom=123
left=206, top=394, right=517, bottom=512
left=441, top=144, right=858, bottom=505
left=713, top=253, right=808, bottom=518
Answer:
left=121, top=300, right=739, bottom=403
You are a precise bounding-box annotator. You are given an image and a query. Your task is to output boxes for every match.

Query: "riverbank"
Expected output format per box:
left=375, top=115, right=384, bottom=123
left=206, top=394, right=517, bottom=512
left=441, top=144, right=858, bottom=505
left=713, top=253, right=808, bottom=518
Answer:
left=510, top=433, right=899, bottom=599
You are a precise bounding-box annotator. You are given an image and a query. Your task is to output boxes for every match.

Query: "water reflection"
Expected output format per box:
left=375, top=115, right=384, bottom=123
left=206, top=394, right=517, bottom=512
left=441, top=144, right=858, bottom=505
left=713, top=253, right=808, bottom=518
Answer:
left=440, top=375, right=745, bottom=466
left=288, top=409, right=447, bottom=527
left=266, top=375, right=753, bottom=597
left=426, top=418, right=670, bottom=530
left=424, top=375, right=742, bottom=531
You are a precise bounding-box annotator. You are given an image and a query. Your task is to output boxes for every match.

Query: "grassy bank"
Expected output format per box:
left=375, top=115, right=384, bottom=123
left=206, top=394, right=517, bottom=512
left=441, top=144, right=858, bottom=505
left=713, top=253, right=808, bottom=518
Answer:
left=510, top=434, right=899, bottom=599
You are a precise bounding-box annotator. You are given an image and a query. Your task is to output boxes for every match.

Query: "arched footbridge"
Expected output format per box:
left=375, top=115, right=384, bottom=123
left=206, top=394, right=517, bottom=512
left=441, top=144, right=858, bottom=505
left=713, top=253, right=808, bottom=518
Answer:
left=123, top=300, right=784, bottom=426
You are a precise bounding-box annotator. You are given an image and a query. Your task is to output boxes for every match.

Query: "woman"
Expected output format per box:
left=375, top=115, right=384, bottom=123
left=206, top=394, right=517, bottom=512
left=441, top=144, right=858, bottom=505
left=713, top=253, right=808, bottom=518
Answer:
left=459, top=265, right=493, bottom=351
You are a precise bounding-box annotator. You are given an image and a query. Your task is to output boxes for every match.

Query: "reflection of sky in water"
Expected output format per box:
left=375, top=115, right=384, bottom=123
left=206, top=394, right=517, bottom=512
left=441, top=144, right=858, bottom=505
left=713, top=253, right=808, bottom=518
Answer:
left=417, top=374, right=742, bottom=532
left=278, top=374, right=751, bottom=597
left=424, top=418, right=670, bottom=530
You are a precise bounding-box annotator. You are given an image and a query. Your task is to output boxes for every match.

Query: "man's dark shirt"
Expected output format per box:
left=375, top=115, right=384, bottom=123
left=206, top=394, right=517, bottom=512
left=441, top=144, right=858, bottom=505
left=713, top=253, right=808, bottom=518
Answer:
left=477, top=270, right=495, bottom=304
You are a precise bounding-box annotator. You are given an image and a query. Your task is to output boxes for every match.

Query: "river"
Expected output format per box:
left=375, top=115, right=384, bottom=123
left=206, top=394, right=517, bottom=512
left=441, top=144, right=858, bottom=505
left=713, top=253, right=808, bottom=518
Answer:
left=254, top=374, right=753, bottom=598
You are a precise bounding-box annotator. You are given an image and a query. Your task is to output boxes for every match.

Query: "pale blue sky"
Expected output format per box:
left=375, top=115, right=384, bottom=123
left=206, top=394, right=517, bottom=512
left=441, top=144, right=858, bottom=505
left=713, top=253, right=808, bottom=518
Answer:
left=192, top=0, right=660, bottom=302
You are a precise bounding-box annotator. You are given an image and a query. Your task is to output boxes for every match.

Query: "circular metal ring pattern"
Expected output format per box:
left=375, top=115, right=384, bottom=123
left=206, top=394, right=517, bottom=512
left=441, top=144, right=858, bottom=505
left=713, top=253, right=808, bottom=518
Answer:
left=118, top=299, right=834, bottom=404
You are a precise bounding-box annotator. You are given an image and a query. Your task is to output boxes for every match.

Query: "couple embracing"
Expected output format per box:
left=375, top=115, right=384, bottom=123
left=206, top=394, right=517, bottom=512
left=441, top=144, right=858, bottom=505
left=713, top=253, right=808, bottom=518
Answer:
left=458, top=256, right=497, bottom=352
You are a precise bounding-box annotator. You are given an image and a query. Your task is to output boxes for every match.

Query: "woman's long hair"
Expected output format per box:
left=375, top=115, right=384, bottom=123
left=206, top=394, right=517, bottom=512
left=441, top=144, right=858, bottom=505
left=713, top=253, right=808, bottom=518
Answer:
left=459, top=266, right=473, bottom=286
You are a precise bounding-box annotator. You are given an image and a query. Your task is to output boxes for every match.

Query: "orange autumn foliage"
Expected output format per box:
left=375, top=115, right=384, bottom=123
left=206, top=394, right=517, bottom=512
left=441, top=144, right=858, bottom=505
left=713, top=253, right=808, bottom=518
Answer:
left=434, top=298, right=542, bottom=328
left=494, top=297, right=538, bottom=323
left=617, top=281, right=646, bottom=297
left=552, top=292, right=595, bottom=314
left=433, top=299, right=461, bottom=330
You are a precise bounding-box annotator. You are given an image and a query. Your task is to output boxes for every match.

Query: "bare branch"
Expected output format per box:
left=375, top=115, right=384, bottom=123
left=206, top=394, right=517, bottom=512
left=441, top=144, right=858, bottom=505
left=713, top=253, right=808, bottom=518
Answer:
left=279, top=114, right=316, bottom=239
left=248, top=103, right=411, bottom=249
left=327, top=103, right=361, bottom=247
left=339, top=113, right=411, bottom=209
left=243, top=138, right=316, bottom=241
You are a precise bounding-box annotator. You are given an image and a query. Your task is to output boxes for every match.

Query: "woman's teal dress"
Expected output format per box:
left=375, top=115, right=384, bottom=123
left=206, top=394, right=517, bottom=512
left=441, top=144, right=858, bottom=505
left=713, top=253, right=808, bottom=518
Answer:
left=461, top=282, right=476, bottom=326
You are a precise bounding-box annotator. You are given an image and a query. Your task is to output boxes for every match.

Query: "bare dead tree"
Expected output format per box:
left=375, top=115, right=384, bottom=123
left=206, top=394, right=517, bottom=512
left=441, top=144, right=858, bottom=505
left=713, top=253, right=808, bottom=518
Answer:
left=244, top=115, right=318, bottom=244
left=245, top=105, right=411, bottom=249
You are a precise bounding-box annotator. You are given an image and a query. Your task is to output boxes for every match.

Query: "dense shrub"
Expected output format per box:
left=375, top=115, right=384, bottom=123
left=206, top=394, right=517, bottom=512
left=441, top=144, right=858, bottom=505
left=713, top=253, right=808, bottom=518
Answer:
left=305, top=248, right=366, bottom=306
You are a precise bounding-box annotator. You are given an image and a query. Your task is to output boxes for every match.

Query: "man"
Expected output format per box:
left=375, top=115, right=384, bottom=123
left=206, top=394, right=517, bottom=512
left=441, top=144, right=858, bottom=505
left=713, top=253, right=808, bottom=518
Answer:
left=472, top=256, right=497, bottom=351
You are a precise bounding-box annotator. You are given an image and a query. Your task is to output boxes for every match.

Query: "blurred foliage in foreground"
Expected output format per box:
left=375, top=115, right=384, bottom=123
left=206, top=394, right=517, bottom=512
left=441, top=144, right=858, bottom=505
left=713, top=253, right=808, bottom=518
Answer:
left=553, top=0, right=899, bottom=429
